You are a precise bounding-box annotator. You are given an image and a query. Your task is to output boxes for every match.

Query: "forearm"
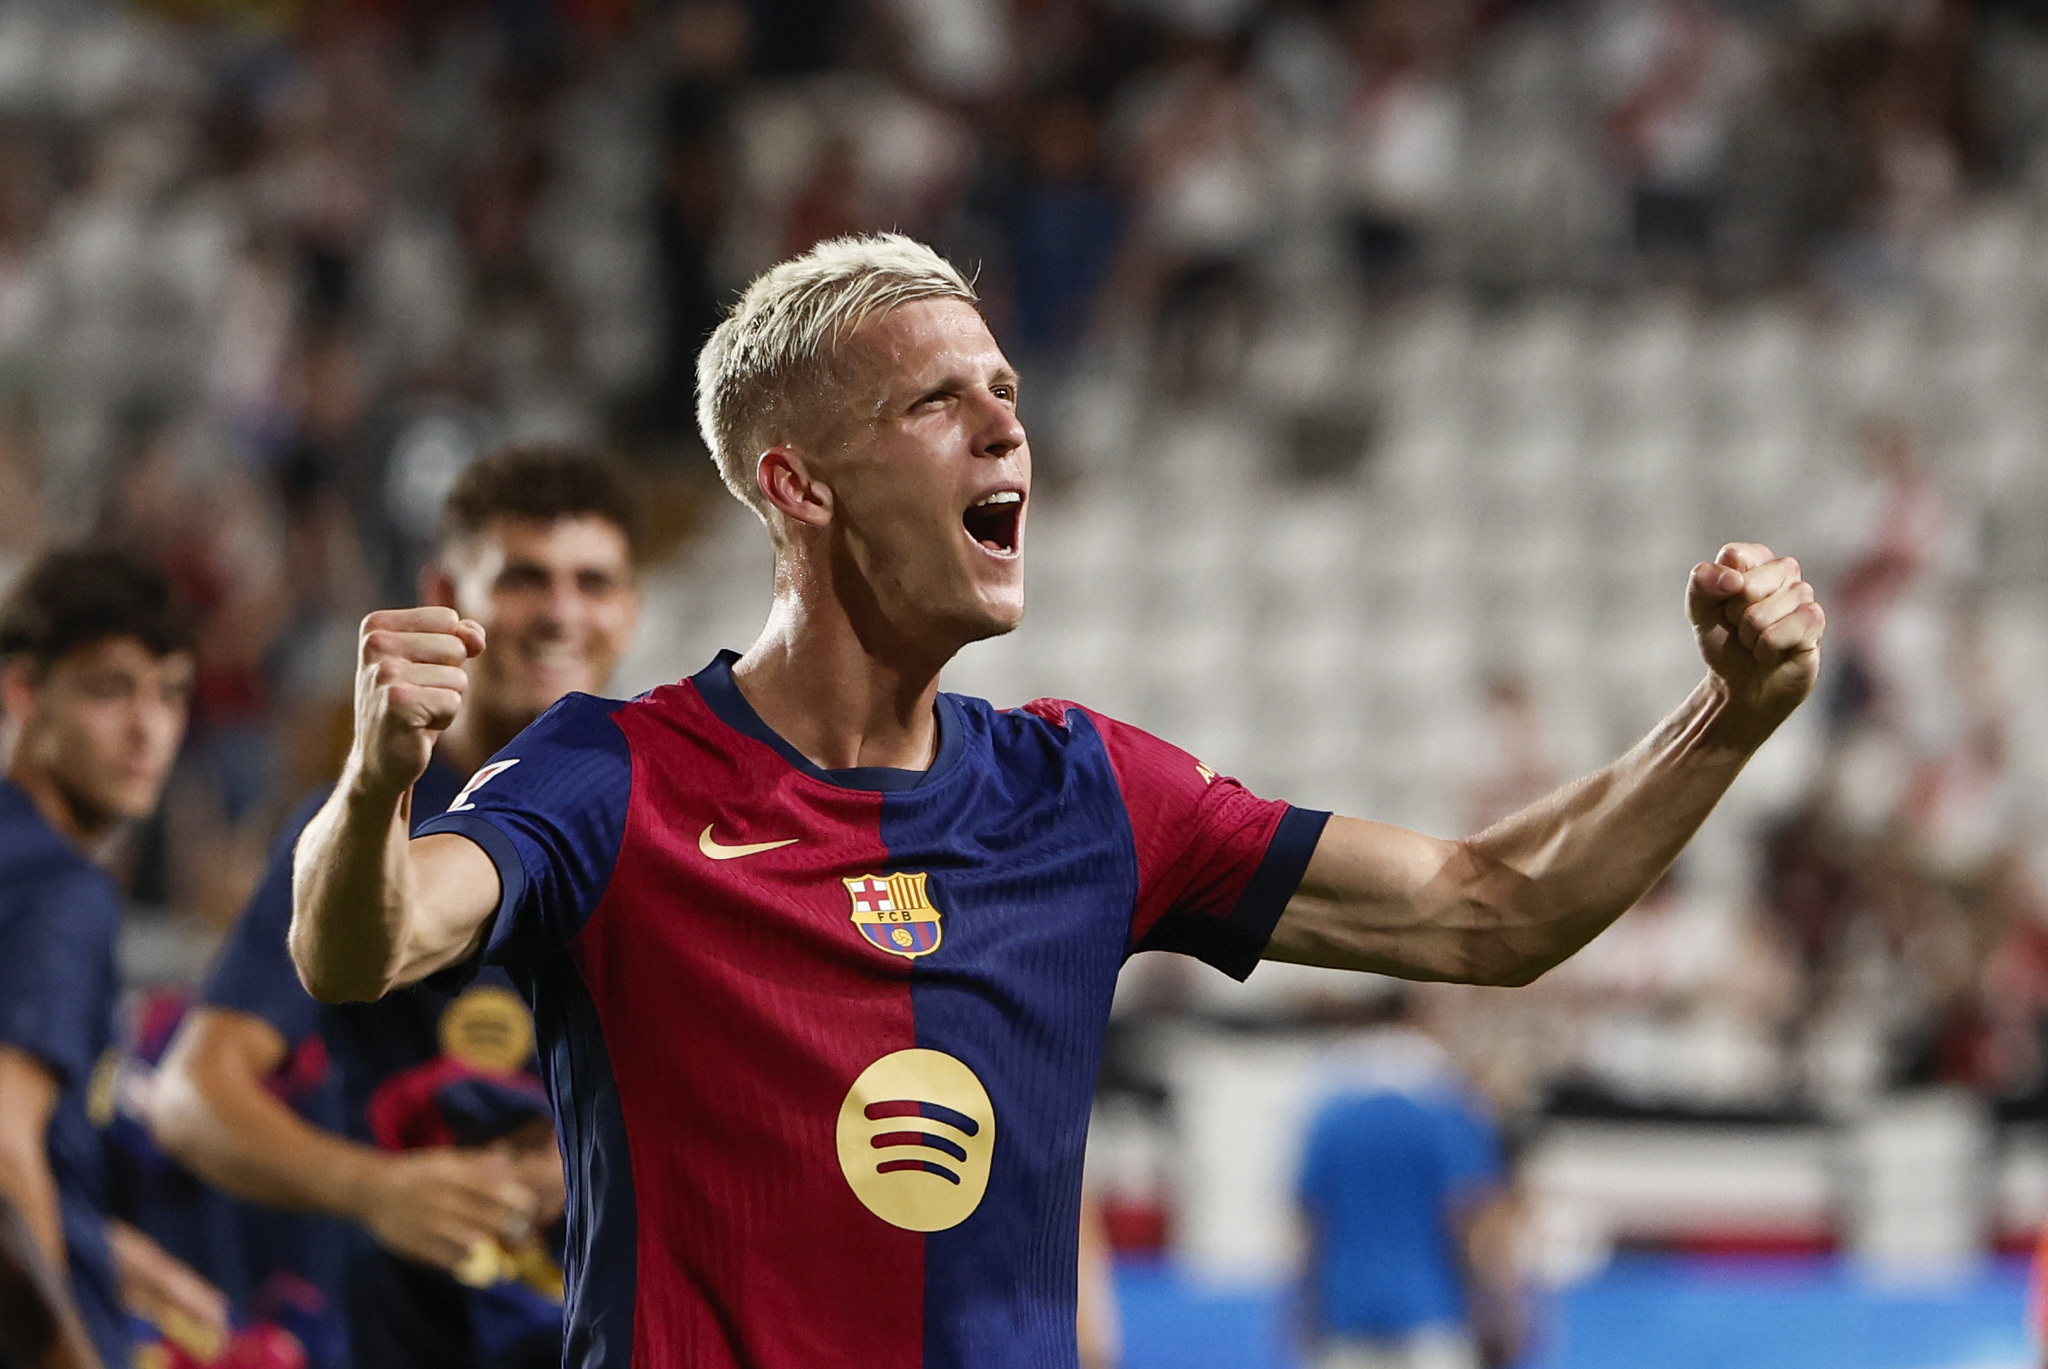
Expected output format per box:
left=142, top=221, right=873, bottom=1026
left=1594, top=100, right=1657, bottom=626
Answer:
left=0, top=1148, right=66, bottom=1275
left=1277, top=677, right=1765, bottom=985
left=154, top=1051, right=384, bottom=1222
left=288, top=775, right=414, bottom=1003
left=1455, top=675, right=1761, bottom=980
left=0, top=1194, right=100, bottom=1369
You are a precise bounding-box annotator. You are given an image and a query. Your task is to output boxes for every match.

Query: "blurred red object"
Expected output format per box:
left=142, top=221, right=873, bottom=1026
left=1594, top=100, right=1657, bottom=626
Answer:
left=149, top=1324, right=306, bottom=1369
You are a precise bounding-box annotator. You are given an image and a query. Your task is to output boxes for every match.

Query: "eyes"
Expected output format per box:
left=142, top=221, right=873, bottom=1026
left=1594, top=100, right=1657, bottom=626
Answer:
left=912, top=382, right=1018, bottom=413
left=495, top=564, right=627, bottom=597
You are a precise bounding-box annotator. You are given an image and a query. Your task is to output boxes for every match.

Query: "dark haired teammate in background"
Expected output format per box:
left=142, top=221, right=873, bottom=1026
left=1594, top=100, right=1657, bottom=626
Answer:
left=152, top=449, right=642, bottom=1368
left=290, top=235, right=1827, bottom=1369
left=0, top=547, right=227, bottom=1369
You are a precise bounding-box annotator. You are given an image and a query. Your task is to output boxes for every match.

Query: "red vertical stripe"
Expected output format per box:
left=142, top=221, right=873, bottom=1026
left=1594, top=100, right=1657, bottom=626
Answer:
left=568, top=684, right=925, bottom=1369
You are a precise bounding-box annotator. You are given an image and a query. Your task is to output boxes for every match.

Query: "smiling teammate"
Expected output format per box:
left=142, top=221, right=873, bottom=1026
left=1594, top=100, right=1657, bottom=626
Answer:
left=153, top=448, right=642, bottom=1368
left=288, top=234, right=1826, bottom=1369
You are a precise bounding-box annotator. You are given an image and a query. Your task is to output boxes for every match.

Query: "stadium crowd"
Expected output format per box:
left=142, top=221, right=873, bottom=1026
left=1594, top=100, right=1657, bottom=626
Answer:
left=5, top=0, right=2048, bottom=1361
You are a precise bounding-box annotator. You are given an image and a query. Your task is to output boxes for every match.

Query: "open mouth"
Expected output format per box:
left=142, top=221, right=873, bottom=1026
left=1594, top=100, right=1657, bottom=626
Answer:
left=962, top=490, right=1023, bottom=556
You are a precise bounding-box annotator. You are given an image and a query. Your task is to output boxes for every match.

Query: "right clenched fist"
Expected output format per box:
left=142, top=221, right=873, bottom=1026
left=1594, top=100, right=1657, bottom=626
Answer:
left=351, top=607, right=486, bottom=800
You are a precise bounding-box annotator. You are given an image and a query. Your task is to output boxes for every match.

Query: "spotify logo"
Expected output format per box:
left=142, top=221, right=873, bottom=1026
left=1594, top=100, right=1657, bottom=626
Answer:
left=836, top=1049, right=996, bottom=1232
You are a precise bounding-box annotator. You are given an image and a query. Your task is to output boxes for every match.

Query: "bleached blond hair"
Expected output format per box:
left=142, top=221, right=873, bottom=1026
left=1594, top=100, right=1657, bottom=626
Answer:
left=696, top=233, right=978, bottom=523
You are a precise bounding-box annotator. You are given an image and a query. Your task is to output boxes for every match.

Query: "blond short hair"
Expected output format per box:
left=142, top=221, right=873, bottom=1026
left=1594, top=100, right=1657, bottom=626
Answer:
left=696, top=233, right=978, bottom=522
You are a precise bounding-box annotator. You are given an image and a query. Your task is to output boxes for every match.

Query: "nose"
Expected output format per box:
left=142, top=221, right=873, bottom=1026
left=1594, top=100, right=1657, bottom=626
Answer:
left=971, top=388, right=1026, bottom=460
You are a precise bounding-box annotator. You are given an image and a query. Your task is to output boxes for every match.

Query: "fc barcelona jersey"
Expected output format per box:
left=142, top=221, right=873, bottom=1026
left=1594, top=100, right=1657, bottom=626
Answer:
left=417, top=650, right=1329, bottom=1369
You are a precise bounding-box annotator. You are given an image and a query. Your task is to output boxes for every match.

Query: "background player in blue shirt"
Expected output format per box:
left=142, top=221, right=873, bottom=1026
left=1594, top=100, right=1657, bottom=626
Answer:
left=1295, top=988, right=1518, bottom=1369
left=287, top=234, right=1829, bottom=1368
left=0, top=547, right=228, bottom=1369
left=150, top=448, right=643, bottom=1367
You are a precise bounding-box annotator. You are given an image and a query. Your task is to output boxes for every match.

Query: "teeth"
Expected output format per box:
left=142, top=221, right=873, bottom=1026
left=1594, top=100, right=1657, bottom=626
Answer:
left=973, top=491, right=1022, bottom=507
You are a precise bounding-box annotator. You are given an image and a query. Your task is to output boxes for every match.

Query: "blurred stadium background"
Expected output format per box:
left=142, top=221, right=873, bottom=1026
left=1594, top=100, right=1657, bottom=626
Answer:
left=13, top=0, right=2048, bottom=1364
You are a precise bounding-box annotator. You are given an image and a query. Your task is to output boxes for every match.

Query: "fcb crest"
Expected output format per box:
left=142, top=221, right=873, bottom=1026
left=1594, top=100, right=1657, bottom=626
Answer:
left=845, top=872, right=943, bottom=959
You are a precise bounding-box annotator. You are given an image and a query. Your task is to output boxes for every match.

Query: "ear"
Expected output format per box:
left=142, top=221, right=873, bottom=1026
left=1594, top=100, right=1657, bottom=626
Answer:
left=757, top=447, right=832, bottom=531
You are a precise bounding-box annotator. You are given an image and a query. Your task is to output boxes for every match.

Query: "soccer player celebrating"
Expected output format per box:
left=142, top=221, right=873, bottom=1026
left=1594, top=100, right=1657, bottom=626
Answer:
left=0, top=548, right=228, bottom=1369
left=152, top=449, right=642, bottom=1368
left=290, top=235, right=1826, bottom=1368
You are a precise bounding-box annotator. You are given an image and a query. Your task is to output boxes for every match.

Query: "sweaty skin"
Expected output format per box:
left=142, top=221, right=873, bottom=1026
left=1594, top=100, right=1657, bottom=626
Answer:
left=288, top=297, right=1823, bottom=1025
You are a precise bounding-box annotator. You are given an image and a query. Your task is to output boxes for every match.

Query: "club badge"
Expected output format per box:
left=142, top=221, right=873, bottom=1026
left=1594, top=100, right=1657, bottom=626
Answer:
left=844, top=871, right=943, bottom=959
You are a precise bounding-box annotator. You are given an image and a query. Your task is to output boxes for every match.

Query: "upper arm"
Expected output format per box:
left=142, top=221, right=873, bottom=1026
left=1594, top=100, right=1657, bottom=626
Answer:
left=1265, top=816, right=1504, bottom=980
left=393, top=831, right=503, bottom=985
left=408, top=693, right=634, bottom=982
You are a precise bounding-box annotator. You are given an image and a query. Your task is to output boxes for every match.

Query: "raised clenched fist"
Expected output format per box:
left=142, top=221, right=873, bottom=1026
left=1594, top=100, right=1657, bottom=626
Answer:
left=351, top=607, right=486, bottom=800
left=1687, top=542, right=1826, bottom=733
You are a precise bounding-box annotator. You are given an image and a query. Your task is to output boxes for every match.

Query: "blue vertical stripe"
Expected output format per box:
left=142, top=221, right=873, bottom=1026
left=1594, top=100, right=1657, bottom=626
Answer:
left=880, top=700, right=1139, bottom=1369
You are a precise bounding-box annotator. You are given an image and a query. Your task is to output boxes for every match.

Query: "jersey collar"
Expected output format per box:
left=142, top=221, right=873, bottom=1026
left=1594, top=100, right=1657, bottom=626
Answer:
left=691, top=650, right=964, bottom=792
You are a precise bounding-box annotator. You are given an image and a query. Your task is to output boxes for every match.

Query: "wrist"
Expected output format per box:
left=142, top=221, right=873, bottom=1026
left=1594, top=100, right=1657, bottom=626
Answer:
left=1696, top=674, right=1780, bottom=756
left=340, top=753, right=411, bottom=811
left=334, top=1147, right=395, bottom=1227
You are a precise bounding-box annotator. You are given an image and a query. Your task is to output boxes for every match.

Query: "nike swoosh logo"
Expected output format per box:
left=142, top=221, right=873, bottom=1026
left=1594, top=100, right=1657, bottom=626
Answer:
left=699, top=825, right=800, bottom=861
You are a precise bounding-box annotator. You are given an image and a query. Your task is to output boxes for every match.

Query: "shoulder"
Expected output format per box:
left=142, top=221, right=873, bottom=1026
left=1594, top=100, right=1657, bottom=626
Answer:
left=0, top=848, right=119, bottom=966
left=519, top=691, right=635, bottom=746
left=971, top=696, right=1112, bottom=744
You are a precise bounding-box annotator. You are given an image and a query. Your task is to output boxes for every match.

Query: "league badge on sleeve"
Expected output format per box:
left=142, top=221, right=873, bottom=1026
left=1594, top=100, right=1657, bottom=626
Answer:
left=844, top=872, right=943, bottom=959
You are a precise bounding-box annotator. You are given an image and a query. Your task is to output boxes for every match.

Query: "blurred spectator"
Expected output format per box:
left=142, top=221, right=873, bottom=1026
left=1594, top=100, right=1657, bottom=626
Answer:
left=1004, top=92, right=1124, bottom=361
left=1597, top=0, right=1762, bottom=280
left=1339, top=0, right=1479, bottom=285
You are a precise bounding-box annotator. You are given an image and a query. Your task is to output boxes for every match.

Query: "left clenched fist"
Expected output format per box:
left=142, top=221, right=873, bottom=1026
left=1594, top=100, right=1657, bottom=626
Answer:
left=1687, top=542, right=1826, bottom=728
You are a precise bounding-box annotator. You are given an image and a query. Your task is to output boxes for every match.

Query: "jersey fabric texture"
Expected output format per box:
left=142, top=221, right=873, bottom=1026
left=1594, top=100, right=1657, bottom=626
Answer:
left=0, top=780, right=129, bottom=1369
left=416, top=650, right=1330, bottom=1369
left=203, top=756, right=561, bottom=1369
left=1296, top=1044, right=1503, bottom=1340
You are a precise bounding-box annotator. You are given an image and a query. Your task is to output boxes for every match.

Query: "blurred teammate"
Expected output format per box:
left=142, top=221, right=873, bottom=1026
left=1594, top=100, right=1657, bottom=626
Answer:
left=0, top=548, right=227, bottom=1368
left=289, top=234, right=1825, bottom=1368
left=1295, top=989, right=1518, bottom=1369
left=152, top=449, right=642, bottom=1368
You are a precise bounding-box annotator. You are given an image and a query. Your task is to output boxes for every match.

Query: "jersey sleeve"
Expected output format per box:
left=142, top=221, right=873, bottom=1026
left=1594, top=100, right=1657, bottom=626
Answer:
left=413, top=692, right=633, bottom=973
left=1039, top=702, right=1329, bottom=981
left=0, top=869, right=119, bottom=1087
left=199, top=792, right=329, bottom=1047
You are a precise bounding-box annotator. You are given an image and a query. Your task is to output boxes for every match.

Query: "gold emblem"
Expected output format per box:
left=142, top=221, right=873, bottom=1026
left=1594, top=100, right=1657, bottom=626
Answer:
left=439, top=986, right=534, bottom=1075
left=1196, top=762, right=1216, bottom=784
left=844, top=872, right=944, bottom=959
left=836, top=1049, right=995, bottom=1232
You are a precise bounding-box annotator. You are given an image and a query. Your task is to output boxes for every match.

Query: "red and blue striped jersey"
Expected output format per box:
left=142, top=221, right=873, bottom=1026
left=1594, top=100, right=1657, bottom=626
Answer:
left=417, top=651, right=1329, bottom=1369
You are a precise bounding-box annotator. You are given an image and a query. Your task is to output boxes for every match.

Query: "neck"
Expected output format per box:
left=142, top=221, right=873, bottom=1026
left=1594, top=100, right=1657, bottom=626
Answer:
left=436, top=701, right=525, bottom=779
left=7, top=761, right=118, bottom=854
left=731, top=580, right=949, bottom=773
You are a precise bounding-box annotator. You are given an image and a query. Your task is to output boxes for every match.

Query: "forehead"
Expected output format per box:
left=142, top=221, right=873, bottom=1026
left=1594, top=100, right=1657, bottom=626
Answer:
left=847, top=298, right=1008, bottom=391
left=52, top=635, right=194, bottom=682
left=457, top=514, right=634, bottom=569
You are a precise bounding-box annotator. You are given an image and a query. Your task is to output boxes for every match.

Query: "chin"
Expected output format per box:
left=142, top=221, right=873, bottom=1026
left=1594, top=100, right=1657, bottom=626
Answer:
left=954, top=597, right=1024, bottom=645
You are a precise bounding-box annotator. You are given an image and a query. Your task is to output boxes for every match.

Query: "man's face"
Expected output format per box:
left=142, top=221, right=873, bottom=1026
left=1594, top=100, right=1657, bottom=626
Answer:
left=435, top=515, right=641, bottom=729
left=812, top=298, right=1029, bottom=649
left=8, top=637, right=193, bottom=825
